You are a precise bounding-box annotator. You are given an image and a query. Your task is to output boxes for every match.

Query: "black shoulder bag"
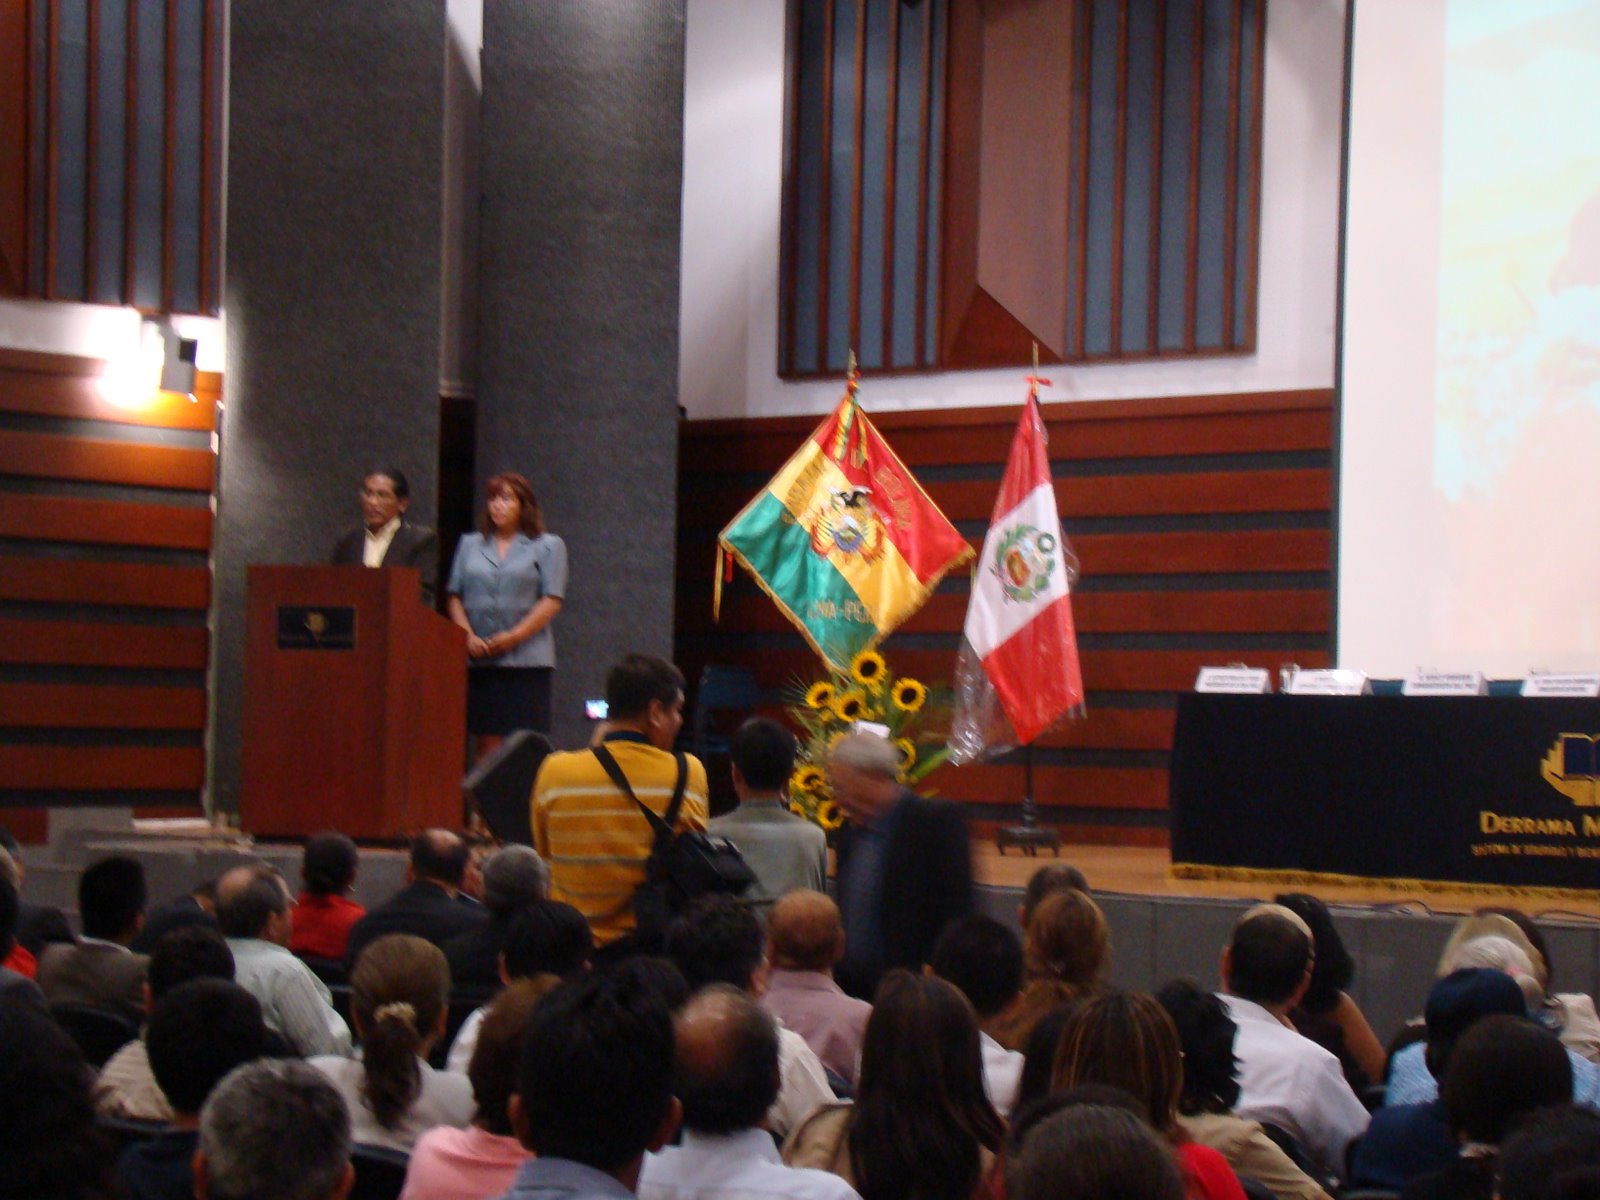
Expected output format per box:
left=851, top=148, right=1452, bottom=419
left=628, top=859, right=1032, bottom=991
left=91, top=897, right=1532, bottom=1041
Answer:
left=590, top=744, right=756, bottom=938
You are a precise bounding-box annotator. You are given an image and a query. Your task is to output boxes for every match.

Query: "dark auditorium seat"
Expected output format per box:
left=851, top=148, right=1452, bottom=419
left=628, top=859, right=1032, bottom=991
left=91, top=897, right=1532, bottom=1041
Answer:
left=97, top=1116, right=167, bottom=1156
left=349, top=1144, right=411, bottom=1200
left=429, top=985, right=498, bottom=1069
left=51, top=1002, right=140, bottom=1068
left=298, top=953, right=349, bottom=987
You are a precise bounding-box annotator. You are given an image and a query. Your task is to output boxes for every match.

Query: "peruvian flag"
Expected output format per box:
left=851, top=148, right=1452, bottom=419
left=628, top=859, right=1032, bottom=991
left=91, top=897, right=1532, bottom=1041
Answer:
left=949, top=382, right=1085, bottom=759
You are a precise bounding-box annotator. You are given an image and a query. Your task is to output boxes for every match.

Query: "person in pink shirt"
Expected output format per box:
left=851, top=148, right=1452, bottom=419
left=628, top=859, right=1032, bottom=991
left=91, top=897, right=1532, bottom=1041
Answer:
left=400, top=977, right=552, bottom=1200
left=760, top=890, right=871, bottom=1087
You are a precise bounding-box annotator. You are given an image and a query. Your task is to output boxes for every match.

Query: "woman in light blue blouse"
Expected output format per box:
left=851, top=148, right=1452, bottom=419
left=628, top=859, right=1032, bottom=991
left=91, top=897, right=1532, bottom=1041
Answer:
left=446, top=472, right=567, bottom=760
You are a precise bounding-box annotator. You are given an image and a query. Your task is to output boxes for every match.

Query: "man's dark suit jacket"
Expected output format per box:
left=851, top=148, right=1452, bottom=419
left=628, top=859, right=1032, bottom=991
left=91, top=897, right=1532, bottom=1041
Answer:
left=343, top=881, right=487, bottom=971
left=834, top=790, right=974, bottom=999
left=330, top=521, right=440, bottom=606
left=441, top=915, right=513, bottom=990
left=130, top=894, right=217, bottom=955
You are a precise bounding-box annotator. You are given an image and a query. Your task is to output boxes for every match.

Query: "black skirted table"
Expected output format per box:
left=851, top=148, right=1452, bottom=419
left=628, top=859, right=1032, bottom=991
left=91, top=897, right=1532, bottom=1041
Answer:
left=1169, top=693, right=1600, bottom=891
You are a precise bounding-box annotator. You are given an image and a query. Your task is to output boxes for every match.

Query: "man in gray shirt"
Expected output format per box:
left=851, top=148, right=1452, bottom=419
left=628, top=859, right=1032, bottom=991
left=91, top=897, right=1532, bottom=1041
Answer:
left=708, top=719, right=826, bottom=910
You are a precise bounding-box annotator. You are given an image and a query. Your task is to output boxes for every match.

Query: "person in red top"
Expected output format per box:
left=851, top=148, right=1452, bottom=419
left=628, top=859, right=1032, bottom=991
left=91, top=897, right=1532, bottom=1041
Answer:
left=290, top=832, right=366, bottom=963
left=1052, top=990, right=1249, bottom=1200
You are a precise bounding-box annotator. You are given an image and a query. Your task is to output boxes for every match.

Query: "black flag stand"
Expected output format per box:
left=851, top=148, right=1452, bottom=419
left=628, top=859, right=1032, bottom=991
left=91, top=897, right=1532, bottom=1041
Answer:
left=996, top=743, right=1061, bottom=856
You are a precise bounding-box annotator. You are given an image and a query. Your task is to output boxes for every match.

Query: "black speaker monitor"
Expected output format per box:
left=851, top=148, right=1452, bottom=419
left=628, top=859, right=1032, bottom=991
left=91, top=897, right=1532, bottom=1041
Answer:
left=462, top=730, right=552, bottom=847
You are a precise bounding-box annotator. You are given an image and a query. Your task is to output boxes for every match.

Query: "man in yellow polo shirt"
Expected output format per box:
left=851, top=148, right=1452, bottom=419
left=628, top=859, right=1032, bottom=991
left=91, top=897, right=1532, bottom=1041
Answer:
left=531, top=654, right=708, bottom=949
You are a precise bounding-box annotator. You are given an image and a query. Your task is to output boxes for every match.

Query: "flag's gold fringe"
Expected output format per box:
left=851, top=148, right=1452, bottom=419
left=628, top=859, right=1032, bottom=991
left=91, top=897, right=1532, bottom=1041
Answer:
left=1169, top=862, right=1600, bottom=901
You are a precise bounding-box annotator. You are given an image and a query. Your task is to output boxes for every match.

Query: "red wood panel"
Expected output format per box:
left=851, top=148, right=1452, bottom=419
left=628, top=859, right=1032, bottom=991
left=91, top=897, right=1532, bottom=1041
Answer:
left=924, top=763, right=1169, bottom=810
left=0, top=683, right=206, bottom=728
left=0, top=556, right=210, bottom=608
left=0, top=0, right=26, bottom=296
left=0, top=810, right=51, bottom=843
left=0, top=618, right=208, bottom=668
left=0, top=353, right=219, bottom=430
left=0, top=493, right=212, bottom=549
left=0, top=746, right=204, bottom=789
left=1032, top=707, right=1175, bottom=751
left=685, top=588, right=1330, bottom=637
left=0, top=428, right=215, bottom=489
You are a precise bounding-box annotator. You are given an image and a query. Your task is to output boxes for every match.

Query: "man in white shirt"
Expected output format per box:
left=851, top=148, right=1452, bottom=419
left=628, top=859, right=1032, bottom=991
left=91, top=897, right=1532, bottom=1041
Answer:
left=216, top=864, right=351, bottom=1058
left=928, top=913, right=1025, bottom=1116
left=639, top=986, right=861, bottom=1200
left=666, top=895, right=836, bottom=1138
left=329, top=467, right=438, bottom=605
left=1218, top=904, right=1369, bottom=1181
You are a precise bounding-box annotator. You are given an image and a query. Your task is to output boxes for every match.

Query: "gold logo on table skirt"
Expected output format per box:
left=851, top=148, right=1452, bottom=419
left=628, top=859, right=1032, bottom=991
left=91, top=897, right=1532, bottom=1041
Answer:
left=1542, top=734, right=1600, bottom=806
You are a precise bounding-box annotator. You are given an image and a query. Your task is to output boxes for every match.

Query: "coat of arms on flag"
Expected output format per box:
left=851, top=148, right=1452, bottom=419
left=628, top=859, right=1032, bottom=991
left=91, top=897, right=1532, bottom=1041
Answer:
left=949, top=374, right=1086, bottom=761
left=715, top=370, right=973, bottom=673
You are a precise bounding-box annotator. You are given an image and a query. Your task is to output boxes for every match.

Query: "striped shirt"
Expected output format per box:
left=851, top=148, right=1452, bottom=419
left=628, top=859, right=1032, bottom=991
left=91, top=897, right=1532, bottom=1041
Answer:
left=532, top=735, right=709, bottom=944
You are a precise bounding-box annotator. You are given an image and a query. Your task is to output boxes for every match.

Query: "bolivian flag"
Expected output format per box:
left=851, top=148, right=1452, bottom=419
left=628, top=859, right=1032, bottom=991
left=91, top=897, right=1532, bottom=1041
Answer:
left=716, top=380, right=974, bottom=672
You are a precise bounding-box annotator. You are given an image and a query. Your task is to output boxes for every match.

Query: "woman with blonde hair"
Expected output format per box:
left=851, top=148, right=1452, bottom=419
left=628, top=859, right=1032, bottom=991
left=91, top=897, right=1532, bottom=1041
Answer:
left=310, top=934, right=474, bottom=1151
left=987, top=889, right=1109, bottom=1051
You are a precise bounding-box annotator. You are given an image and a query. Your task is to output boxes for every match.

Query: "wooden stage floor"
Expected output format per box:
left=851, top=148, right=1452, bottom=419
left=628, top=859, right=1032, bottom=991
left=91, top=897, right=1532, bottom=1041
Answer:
left=974, top=842, right=1600, bottom=921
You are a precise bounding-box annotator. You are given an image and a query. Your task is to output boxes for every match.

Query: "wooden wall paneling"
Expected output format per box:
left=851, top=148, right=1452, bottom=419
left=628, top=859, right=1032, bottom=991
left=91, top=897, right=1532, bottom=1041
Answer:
left=915, top=0, right=934, bottom=367
left=161, top=0, right=177, bottom=312
left=85, top=0, right=100, bottom=299
left=1183, top=0, right=1204, bottom=352
left=122, top=0, right=138, bottom=306
left=817, top=0, right=836, bottom=372
left=1241, top=0, right=1265, bottom=349
left=199, top=0, right=219, bottom=312
left=0, top=362, right=217, bottom=429
left=1071, top=0, right=1090, bottom=359
left=880, top=0, right=899, bottom=369
left=780, top=0, right=802, bottom=373
left=0, top=428, right=215, bottom=489
left=1221, top=0, right=1241, bottom=348
left=1109, top=0, right=1128, bottom=356
left=0, top=556, right=210, bottom=608
left=0, top=0, right=27, bottom=294
left=0, top=683, right=205, bottom=729
left=1146, top=0, right=1167, bottom=354
left=0, top=617, right=208, bottom=669
left=847, top=0, right=866, bottom=355
left=0, top=746, right=204, bottom=791
left=44, top=0, right=59, bottom=297
left=0, top=493, right=211, bottom=549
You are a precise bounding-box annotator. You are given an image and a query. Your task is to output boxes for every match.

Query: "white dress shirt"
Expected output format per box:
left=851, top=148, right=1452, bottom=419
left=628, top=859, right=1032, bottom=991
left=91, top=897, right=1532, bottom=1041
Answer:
left=227, top=937, right=352, bottom=1058
left=445, top=1003, right=488, bottom=1075
left=310, top=1053, right=475, bottom=1153
left=1219, top=993, right=1370, bottom=1180
left=772, top=1025, right=836, bottom=1139
left=980, top=1031, right=1024, bottom=1117
left=363, top=515, right=402, bottom=567
left=640, top=1127, right=863, bottom=1200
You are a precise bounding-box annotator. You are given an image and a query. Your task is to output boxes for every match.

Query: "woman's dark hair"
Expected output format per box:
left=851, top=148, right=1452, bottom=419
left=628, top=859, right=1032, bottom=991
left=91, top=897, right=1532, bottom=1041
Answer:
left=1156, top=978, right=1241, bottom=1115
left=1498, top=1105, right=1600, bottom=1200
left=504, top=900, right=594, bottom=980
left=0, top=873, right=18, bottom=959
left=1016, top=1002, right=1080, bottom=1116
left=468, top=976, right=561, bottom=1136
left=1051, top=990, right=1185, bottom=1136
left=848, top=970, right=1005, bottom=1200
left=350, top=934, right=451, bottom=1131
left=302, top=832, right=359, bottom=897
left=1274, top=893, right=1354, bottom=1014
left=0, top=998, right=115, bottom=1200
left=1442, top=1015, right=1571, bottom=1145
left=479, top=472, right=545, bottom=537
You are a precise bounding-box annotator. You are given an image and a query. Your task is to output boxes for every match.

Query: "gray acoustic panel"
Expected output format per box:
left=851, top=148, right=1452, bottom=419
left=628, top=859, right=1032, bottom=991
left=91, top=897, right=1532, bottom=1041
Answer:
left=212, top=0, right=449, bottom=812
left=476, top=0, right=687, bottom=751
left=1100, top=895, right=1160, bottom=991
left=1151, top=897, right=1252, bottom=992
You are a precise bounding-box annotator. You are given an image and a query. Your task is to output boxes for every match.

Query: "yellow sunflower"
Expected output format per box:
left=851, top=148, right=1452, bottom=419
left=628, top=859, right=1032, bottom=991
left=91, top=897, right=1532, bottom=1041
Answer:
left=895, top=737, right=917, bottom=768
left=789, top=801, right=809, bottom=818
left=832, top=690, right=868, bottom=722
left=804, top=681, right=837, bottom=710
left=816, top=800, right=846, bottom=831
left=790, top=765, right=826, bottom=794
left=893, top=678, right=928, bottom=713
left=850, top=649, right=888, bottom=687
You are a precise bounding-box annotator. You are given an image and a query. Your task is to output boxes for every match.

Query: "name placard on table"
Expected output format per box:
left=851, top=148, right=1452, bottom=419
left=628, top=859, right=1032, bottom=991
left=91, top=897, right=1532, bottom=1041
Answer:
left=1522, top=674, right=1600, bottom=698
left=1402, top=670, right=1487, bottom=697
left=1194, top=667, right=1273, bottom=694
left=1283, top=669, right=1369, bottom=696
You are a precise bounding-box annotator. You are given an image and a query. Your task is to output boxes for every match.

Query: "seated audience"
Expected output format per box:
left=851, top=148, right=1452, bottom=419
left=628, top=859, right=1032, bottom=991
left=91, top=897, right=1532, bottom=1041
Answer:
left=0, top=874, right=47, bottom=1010
left=99, top=925, right=237, bottom=1121
left=1387, top=942, right=1600, bottom=1109
left=666, top=894, right=835, bottom=1137
left=1050, top=989, right=1248, bottom=1200
left=1157, top=979, right=1331, bottom=1200
left=310, top=933, right=474, bottom=1151
left=38, top=854, right=149, bottom=1023
left=217, top=863, right=352, bottom=1057
left=194, top=1059, right=354, bottom=1200
left=1006, top=1104, right=1186, bottom=1200
left=290, top=833, right=365, bottom=963
left=1453, top=909, right=1600, bottom=1064
left=445, top=897, right=594, bottom=1072
left=0, top=996, right=116, bottom=1200
left=1216, top=904, right=1369, bottom=1181
left=0, top=848, right=36, bottom=976
left=640, top=985, right=862, bottom=1200
left=1402, top=1014, right=1572, bottom=1200
left=762, top=889, right=872, bottom=1087
left=1351, top=968, right=1528, bottom=1191
left=131, top=880, right=218, bottom=954
left=442, top=844, right=550, bottom=988
left=929, top=913, right=1026, bottom=1116
left=1275, top=892, right=1387, bottom=1088
left=401, top=979, right=550, bottom=1200
left=784, top=970, right=1005, bottom=1200
left=987, top=888, right=1109, bottom=1051
left=498, top=963, right=682, bottom=1200
left=707, top=718, right=827, bottom=908
left=1497, top=1105, right=1600, bottom=1200
left=0, top=825, right=74, bottom=955
left=1017, top=863, right=1091, bottom=929
left=344, top=829, right=488, bottom=968
left=118, top=979, right=270, bottom=1200
left=1015, top=1004, right=1080, bottom=1117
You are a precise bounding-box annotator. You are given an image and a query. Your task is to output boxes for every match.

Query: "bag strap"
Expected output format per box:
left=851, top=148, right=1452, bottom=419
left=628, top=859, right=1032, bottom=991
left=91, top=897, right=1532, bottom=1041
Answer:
left=592, top=744, right=688, bottom=850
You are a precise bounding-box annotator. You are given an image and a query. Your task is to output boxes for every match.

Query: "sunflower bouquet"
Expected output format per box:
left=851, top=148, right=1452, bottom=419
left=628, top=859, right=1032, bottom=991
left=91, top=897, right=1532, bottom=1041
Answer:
left=782, top=649, right=950, bottom=833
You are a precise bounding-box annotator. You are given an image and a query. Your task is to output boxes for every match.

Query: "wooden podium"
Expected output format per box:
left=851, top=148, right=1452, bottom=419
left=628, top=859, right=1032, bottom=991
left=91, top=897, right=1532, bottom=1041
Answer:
left=241, top=566, right=467, bottom=839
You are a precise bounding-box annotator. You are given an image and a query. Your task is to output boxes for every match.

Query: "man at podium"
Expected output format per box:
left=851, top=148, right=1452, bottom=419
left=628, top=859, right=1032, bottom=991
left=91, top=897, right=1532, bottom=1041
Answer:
left=330, top=468, right=439, bottom=605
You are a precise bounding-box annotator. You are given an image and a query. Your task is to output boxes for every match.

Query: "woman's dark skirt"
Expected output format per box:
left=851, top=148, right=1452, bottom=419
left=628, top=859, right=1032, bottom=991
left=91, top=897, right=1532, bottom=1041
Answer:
left=467, top=666, right=553, bottom=736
